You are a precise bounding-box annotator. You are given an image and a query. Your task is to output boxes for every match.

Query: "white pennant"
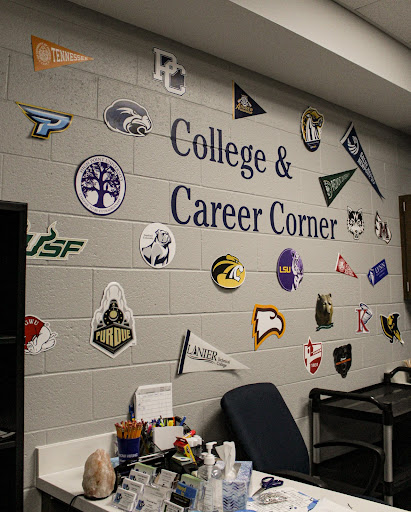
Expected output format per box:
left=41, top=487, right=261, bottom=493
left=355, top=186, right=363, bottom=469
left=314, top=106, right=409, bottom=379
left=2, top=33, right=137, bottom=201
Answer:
left=177, top=330, right=249, bottom=374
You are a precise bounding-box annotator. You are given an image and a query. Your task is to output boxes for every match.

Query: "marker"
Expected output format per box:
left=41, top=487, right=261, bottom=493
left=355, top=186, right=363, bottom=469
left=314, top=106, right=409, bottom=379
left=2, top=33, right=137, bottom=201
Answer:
left=179, top=416, right=186, bottom=426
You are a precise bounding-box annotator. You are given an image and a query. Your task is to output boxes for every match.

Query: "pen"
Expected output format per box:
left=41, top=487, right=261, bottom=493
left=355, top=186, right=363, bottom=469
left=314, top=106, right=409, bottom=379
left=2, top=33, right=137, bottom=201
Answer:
left=179, top=416, right=186, bottom=426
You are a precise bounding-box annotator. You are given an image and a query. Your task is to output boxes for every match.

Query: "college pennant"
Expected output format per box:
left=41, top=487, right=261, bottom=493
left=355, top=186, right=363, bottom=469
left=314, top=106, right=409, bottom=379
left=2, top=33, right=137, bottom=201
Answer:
left=232, top=82, right=266, bottom=119
left=31, top=35, right=93, bottom=71
left=318, top=169, right=356, bottom=206
left=335, top=253, right=358, bottom=278
left=340, top=123, right=384, bottom=199
left=177, top=330, right=249, bottom=374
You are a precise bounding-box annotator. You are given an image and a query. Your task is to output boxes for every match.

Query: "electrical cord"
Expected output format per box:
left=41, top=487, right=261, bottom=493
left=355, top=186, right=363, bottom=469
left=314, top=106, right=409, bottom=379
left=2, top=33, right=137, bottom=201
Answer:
left=67, top=493, right=84, bottom=511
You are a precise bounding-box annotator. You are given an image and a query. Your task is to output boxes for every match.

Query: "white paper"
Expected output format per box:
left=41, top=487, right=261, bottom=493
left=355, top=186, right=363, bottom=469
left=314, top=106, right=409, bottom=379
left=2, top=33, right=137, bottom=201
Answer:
left=112, top=488, right=137, bottom=511
left=247, top=487, right=317, bottom=512
left=135, top=383, right=173, bottom=422
left=312, top=498, right=353, bottom=511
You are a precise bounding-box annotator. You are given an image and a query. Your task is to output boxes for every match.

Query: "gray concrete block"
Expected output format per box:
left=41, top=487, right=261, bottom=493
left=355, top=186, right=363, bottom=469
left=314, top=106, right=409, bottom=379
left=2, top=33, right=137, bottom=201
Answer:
left=93, top=269, right=169, bottom=316
left=23, top=488, right=41, bottom=512
left=132, top=314, right=201, bottom=364
left=26, top=266, right=92, bottom=319
left=92, top=363, right=171, bottom=419
left=25, top=371, right=92, bottom=430
left=24, top=431, right=46, bottom=487
left=8, top=53, right=98, bottom=119
left=46, top=416, right=124, bottom=444
left=45, top=319, right=132, bottom=373
left=25, top=352, right=45, bottom=376
left=51, top=116, right=134, bottom=172
left=98, top=77, right=170, bottom=138
left=0, top=49, right=8, bottom=100
left=279, top=129, right=321, bottom=172
left=201, top=312, right=251, bottom=354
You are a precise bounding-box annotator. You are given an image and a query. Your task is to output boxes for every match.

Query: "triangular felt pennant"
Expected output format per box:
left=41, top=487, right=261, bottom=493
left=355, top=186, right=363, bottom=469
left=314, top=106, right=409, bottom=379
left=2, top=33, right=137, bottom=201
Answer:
left=335, top=253, right=358, bottom=278
left=232, top=82, right=266, bottom=119
left=340, top=123, right=384, bottom=199
left=31, top=35, right=93, bottom=71
left=177, top=330, right=249, bottom=374
left=318, top=168, right=356, bottom=206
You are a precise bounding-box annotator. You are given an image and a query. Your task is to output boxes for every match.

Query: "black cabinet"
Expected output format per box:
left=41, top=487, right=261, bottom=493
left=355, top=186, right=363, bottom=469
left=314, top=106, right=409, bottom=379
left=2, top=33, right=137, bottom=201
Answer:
left=0, top=201, right=26, bottom=512
left=400, top=195, right=411, bottom=301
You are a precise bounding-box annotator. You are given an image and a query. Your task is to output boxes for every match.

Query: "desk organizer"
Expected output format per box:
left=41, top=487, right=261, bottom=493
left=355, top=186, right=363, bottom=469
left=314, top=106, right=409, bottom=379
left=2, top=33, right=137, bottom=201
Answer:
left=222, top=461, right=252, bottom=512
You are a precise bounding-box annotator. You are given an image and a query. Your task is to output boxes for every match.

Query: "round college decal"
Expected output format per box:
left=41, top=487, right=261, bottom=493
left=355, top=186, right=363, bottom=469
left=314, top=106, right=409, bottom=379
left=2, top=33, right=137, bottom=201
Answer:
left=75, top=155, right=126, bottom=216
left=277, top=248, right=303, bottom=292
left=211, top=254, right=246, bottom=289
left=140, top=223, right=176, bottom=268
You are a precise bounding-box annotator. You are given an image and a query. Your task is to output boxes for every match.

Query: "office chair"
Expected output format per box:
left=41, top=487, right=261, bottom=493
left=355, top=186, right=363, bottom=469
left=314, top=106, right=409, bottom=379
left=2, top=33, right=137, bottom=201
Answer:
left=221, top=382, right=384, bottom=497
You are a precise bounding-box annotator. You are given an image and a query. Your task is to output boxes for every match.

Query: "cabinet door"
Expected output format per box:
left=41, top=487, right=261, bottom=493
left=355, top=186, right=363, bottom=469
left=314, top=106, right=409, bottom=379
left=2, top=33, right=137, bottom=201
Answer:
left=399, top=195, right=411, bottom=301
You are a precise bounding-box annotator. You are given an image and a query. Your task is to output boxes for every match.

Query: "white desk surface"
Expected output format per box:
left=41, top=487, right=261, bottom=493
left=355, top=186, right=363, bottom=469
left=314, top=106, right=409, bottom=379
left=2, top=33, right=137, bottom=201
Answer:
left=36, top=433, right=407, bottom=512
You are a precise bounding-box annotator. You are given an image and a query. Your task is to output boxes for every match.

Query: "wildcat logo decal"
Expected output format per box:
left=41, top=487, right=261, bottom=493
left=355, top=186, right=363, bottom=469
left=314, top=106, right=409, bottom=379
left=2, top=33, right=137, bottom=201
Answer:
left=375, top=212, right=392, bottom=244
left=301, top=107, right=323, bottom=152
left=347, top=207, right=364, bottom=240
left=252, top=304, right=286, bottom=351
left=335, top=253, right=358, bottom=279
left=153, top=48, right=186, bottom=95
left=26, top=221, right=87, bottom=260
left=304, top=338, right=322, bottom=375
left=16, top=102, right=73, bottom=139
left=315, top=293, right=334, bottom=331
left=368, top=259, right=388, bottom=287
left=211, top=254, right=246, bottom=289
left=277, top=248, right=303, bottom=292
left=31, top=35, right=93, bottom=71
left=104, top=99, right=152, bottom=137
left=25, top=315, right=57, bottom=355
left=334, top=344, right=352, bottom=378
left=140, top=223, right=176, bottom=268
left=356, top=303, right=373, bottom=334
left=233, top=82, right=266, bottom=120
left=340, top=123, right=384, bottom=199
left=319, top=169, right=356, bottom=206
left=90, top=282, right=136, bottom=357
left=75, top=155, right=126, bottom=216
left=380, top=313, right=404, bottom=345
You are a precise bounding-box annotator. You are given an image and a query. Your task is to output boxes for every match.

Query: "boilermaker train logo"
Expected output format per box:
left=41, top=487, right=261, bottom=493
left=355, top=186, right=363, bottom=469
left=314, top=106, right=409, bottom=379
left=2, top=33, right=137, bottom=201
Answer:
left=90, top=282, right=136, bottom=357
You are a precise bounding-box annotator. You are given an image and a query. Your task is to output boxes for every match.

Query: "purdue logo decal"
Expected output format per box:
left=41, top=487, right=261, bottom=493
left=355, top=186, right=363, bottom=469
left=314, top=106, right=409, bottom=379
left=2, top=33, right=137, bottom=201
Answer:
left=90, top=282, right=136, bottom=357
left=211, top=254, right=246, bottom=289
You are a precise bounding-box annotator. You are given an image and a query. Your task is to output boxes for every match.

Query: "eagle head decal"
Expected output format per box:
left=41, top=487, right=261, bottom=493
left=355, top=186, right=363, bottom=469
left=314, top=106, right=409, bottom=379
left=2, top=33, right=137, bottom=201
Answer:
left=104, top=99, right=152, bottom=137
left=252, top=305, right=286, bottom=351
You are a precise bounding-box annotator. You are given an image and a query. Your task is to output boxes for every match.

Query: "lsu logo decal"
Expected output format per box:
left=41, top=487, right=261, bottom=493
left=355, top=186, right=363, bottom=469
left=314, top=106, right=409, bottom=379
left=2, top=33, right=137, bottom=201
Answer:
left=301, top=107, right=323, bottom=152
left=25, top=315, right=57, bottom=355
left=90, top=282, right=136, bottom=357
left=26, top=221, right=87, bottom=260
left=381, top=313, right=404, bottom=345
left=211, top=254, right=246, bottom=289
left=104, top=99, right=152, bottom=137
left=304, top=338, right=322, bottom=375
left=16, top=102, right=72, bottom=139
left=277, top=248, right=304, bottom=292
left=252, top=304, right=285, bottom=351
left=356, top=303, right=373, bottom=334
left=333, top=344, right=352, bottom=378
left=153, top=48, right=186, bottom=95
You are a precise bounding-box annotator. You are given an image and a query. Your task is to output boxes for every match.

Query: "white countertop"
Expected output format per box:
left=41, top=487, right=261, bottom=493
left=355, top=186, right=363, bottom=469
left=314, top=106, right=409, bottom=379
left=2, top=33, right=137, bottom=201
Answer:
left=36, top=433, right=407, bottom=512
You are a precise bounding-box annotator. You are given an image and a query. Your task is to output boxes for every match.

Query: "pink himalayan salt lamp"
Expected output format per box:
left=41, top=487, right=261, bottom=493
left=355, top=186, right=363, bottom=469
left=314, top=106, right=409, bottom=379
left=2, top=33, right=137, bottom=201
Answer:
left=82, top=448, right=116, bottom=499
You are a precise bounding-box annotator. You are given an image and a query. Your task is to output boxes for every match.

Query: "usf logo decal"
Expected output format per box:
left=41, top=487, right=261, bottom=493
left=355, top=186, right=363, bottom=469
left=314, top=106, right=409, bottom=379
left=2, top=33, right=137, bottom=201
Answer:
left=252, top=304, right=285, bottom=351
left=90, top=282, right=136, bottom=358
left=26, top=222, right=87, bottom=260
left=211, top=254, right=246, bottom=289
left=16, top=102, right=73, bottom=139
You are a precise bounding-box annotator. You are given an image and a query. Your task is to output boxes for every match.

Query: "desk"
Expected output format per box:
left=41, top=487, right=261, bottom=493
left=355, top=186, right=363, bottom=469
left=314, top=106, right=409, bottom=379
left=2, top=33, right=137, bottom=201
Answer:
left=37, top=433, right=407, bottom=511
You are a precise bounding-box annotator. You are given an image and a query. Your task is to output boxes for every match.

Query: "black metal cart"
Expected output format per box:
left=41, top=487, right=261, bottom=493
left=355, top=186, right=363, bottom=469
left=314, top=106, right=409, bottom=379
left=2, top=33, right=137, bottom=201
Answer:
left=310, top=367, right=411, bottom=506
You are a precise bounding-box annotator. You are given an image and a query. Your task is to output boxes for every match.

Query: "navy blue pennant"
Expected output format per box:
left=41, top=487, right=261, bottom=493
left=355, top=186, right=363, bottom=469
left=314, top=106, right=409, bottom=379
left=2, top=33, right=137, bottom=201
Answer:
left=233, top=82, right=266, bottom=119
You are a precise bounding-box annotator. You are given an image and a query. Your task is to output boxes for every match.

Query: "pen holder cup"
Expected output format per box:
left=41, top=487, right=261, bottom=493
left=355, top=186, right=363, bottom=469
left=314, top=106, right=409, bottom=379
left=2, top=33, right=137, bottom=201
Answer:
left=117, top=437, right=140, bottom=463
left=222, top=461, right=252, bottom=512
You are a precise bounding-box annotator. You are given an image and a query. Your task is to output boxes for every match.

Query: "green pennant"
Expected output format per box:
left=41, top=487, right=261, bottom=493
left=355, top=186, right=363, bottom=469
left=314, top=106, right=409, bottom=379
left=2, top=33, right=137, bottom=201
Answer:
left=319, top=169, right=356, bottom=206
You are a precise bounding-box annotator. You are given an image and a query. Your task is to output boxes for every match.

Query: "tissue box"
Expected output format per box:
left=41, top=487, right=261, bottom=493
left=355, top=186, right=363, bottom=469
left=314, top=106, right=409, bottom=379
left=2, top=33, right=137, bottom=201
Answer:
left=222, top=461, right=252, bottom=512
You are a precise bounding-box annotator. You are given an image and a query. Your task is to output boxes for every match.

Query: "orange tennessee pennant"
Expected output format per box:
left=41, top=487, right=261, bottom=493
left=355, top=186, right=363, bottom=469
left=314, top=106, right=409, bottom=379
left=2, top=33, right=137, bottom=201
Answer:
left=31, top=35, right=93, bottom=71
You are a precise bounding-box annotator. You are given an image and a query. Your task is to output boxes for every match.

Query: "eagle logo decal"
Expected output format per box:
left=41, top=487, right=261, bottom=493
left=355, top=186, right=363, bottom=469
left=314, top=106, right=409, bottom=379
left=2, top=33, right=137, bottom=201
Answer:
left=104, top=99, right=152, bottom=137
left=252, top=305, right=286, bottom=351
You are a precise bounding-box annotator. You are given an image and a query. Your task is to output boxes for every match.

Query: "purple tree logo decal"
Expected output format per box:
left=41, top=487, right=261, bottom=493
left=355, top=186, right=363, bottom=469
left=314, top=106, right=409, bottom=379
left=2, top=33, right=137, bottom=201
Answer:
left=75, top=155, right=126, bottom=215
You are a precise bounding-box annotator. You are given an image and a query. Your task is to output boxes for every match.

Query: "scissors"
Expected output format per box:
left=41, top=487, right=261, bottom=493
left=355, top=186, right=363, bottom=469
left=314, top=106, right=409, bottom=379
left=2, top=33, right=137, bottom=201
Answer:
left=252, top=476, right=283, bottom=497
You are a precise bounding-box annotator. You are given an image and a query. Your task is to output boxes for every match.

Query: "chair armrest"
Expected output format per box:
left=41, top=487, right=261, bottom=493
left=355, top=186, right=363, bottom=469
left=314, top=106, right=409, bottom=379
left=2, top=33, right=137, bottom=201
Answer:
left=273, top=470, right=327, bottom=488
left=314, top=439, right=384, bottom=495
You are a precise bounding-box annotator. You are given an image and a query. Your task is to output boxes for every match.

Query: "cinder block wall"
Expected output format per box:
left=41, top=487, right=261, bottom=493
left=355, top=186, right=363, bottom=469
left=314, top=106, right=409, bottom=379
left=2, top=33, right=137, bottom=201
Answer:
left=1, top=1, right=410, bottom=510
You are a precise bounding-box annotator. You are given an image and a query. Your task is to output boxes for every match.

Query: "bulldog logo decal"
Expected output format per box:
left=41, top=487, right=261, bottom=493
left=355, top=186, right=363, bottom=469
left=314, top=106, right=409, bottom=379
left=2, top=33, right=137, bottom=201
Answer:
left=140, top=223, right=176, bottom=268
left=104, top=99, right=152, bottom=137
left=252, top=304, right=285, bottom=351
left=333, top=344, right=352, bottom=378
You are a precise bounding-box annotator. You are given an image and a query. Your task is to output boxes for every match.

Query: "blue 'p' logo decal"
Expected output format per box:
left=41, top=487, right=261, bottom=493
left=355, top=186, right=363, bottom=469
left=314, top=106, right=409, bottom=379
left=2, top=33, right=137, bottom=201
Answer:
left=16, top=102, right=73, bottom=139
